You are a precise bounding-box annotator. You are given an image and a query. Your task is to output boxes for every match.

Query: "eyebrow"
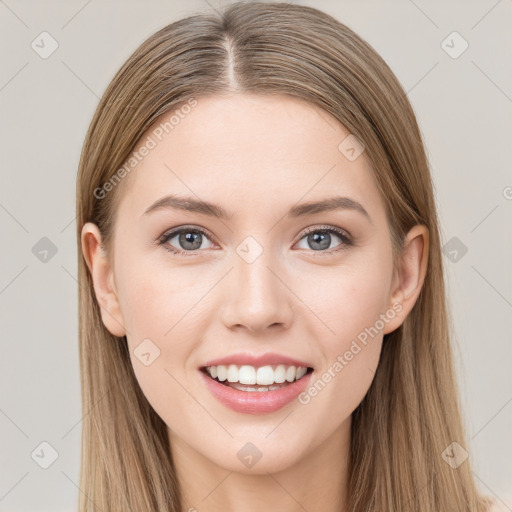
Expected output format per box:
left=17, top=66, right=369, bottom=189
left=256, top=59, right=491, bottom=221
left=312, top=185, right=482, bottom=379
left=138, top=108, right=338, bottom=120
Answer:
left=142, top=194, right=372, bottom=223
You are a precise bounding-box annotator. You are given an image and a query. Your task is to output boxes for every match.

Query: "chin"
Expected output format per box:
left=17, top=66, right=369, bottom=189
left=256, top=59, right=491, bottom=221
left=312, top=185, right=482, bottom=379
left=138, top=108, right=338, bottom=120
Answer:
left=201, top=435, right=310, bottom=475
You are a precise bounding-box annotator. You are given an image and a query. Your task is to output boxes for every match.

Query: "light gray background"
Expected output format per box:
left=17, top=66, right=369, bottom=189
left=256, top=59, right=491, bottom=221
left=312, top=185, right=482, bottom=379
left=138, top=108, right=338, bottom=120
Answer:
left=1, top=0, right=511, bottom=510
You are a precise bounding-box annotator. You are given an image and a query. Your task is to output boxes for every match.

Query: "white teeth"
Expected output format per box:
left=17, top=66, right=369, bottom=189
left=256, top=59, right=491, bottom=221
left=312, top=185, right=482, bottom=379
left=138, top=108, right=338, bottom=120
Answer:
left=216, top=365, right=227, bottom=381
left=227, top=364, right=238, bottom=383
left=205, top=364, right=310, bottom=385
left=256, top=366, right=275, bottom=385
left=239, top=365, right=256, bottom=385
left=274, top=365, right=286, bottom=383
left=296, top=367, right=307, bottom=380
left=285, top=365, right=296, bottom=382
left=230, top=384, right=258, bottom=392
left=228, top=383, right=287, bottom=392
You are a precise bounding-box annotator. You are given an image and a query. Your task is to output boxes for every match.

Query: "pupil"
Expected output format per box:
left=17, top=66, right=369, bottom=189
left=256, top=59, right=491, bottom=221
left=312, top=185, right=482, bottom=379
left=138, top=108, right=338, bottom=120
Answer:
left=310, top=232, right=330, bottom=251
left=180, top=231, right=202, bottom=250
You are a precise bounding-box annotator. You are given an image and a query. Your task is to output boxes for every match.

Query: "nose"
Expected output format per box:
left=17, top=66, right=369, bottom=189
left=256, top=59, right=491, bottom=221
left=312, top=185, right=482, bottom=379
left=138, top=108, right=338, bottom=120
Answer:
left=220, top=250, right=294, bottom=334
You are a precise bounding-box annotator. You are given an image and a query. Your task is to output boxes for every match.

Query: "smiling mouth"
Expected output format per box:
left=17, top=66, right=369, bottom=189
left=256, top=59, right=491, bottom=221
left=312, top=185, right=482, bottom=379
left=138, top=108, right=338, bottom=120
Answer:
left=201, top=364, right=314, bottom=392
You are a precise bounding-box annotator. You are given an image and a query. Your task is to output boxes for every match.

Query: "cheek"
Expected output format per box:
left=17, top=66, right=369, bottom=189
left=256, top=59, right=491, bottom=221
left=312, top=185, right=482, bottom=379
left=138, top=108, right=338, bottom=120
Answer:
left=113, top=252, right=216, bottom=412
left=118, top=272, right=200, bottom=428
left=294, top=269, right=387, bottom=442
left=114, top=249, right=208, bottom=340
left=291, top=246, right=392, bottom=417
left=295, top=253, right=393, bottom=349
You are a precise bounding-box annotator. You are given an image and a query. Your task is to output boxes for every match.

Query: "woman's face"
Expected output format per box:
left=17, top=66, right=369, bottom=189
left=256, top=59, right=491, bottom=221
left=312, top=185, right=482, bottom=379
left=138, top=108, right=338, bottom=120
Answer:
left=84, top=93, right=415, bottom=474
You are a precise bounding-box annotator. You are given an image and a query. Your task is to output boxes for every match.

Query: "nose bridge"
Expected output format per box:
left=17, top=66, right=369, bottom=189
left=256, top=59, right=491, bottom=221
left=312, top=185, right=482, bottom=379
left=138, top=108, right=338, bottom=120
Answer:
left=222, top=238, right=293, bottom=332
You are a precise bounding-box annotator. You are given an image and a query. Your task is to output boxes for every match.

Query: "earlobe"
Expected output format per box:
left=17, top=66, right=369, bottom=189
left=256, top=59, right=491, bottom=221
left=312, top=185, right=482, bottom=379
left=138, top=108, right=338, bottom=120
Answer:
left=383, top=224, right=429, bottom=335
left=81, top=222, right=126, bottom=337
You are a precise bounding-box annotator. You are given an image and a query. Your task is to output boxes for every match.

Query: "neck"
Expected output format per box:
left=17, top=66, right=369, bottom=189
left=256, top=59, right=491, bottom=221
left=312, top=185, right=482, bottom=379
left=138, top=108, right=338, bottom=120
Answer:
left=169, top=417, right=351, bottom=512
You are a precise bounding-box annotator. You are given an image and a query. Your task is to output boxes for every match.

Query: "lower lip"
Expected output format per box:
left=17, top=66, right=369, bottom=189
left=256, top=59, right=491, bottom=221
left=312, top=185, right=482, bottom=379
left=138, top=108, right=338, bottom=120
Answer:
left=200, top=370, right=313, bottom=414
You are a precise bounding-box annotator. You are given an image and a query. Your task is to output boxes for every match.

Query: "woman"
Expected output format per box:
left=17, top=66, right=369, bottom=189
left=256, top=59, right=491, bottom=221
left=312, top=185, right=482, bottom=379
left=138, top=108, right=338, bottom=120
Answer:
left=76, top=2, right=497, bottom=510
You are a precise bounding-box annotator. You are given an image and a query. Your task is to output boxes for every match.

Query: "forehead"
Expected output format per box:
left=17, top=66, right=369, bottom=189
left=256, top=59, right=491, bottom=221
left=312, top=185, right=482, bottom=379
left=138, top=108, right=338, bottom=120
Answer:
left=116, top=93, right=386, bottom=223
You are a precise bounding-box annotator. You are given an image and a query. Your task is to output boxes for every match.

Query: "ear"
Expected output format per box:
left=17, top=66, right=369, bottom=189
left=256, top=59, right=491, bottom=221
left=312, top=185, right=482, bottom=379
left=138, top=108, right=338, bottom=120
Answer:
left=81, top=222, right=126, bottom=337
left=383, top=224, right=429, bottom=335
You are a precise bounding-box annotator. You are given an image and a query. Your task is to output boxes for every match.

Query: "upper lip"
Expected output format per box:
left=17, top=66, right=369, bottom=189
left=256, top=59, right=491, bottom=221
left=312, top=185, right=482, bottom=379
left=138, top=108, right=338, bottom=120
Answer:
left=201, top=352, right=314, bottom=369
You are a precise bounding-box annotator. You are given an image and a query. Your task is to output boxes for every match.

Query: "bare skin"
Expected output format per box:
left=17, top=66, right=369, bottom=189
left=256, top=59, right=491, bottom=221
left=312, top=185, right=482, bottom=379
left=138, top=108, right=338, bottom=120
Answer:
left=82, top=93, right=428, bottom=512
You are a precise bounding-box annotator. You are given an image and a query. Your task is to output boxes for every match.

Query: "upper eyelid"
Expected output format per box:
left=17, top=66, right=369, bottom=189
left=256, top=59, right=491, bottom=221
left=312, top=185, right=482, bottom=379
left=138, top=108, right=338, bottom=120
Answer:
left=159, top=225, right=216, bottom=244
left=301, top=225, right=351, bottom=239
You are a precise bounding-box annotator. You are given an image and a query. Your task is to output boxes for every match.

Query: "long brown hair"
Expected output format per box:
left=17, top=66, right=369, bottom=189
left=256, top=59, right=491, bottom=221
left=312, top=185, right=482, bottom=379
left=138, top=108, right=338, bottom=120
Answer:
left=76, top=2, right=492, bottom=510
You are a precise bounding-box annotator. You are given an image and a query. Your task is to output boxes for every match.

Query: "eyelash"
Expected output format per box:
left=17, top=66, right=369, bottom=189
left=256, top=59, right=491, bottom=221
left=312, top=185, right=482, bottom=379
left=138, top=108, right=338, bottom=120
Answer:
left=157, top=224, right=353, bottom=257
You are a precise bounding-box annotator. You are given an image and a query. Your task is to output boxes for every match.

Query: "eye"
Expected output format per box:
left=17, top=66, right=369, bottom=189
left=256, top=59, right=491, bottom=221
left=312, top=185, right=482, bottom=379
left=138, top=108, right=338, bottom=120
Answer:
left=294, top=225, right=353, bottom=253
left=158, top=226, right=215, bottom=255
left=158, top=224, right=353, bottom=256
